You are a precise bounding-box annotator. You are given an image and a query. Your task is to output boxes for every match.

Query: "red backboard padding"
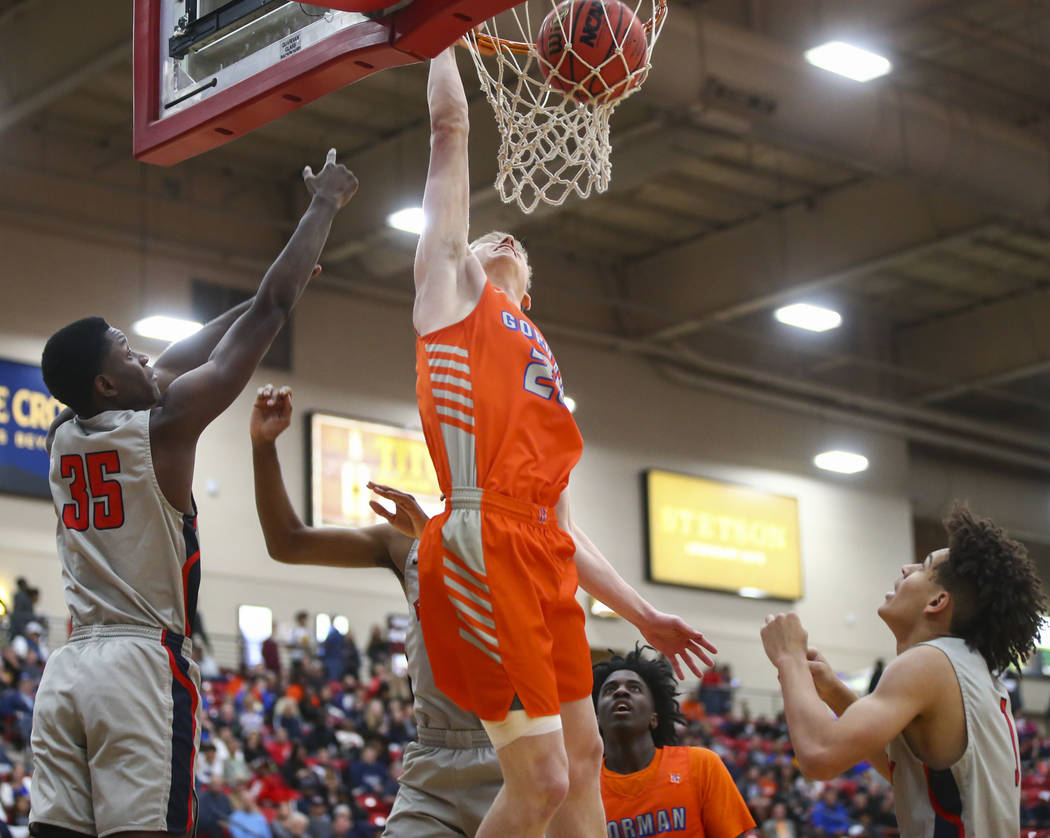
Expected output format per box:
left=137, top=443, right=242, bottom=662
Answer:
left=133, top=0, right=517, bottom=165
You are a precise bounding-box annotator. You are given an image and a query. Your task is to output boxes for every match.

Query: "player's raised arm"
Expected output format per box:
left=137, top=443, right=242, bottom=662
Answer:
left=151, top=298, right=253, bottom=391
left=250, top=385, right=418, bottom=576
left=153, top=150, right=355, bottom=445
left=761, top=613, right=942, bottom=781
left=556, top=487, right=718, bottom=680
left=413, top=47, right=486, bottom=336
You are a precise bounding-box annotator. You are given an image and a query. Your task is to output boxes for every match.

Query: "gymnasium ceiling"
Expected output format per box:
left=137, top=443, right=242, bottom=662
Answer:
left=1, top=0, right=1049, bottom=473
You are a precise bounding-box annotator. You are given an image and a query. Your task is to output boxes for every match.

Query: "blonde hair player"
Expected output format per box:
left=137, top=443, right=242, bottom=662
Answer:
left=761, top=505, right=1045, bottom=837
left=410, top=47, right=718, bottom=838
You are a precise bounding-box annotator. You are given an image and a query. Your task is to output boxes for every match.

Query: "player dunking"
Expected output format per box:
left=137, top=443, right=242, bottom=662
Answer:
left=250, top=384, right=720, bottom=837
left=593, top=646, right=754, bottom=838
left=412, top=47, right=717, bottom=838
left=761, top=505, right=1045, bottom=836
left=31, top=150, right=357, bottom=838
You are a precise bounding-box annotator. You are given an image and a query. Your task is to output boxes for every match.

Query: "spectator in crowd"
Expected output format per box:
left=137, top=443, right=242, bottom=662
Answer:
left=364, top=627, right=389, bottom=669
left=810, top=787, right=851, bottom=836
left=196, top=741, right=225, bottom=787
left=7, top=579, right=34, bottom=641
left=304, top=795, right=331, bottom=838
left=288, top=611, right=312, bottom=682
left=342, top=631, right=361, bottom=682
left=761, top=800, right=798, bottom=837
left=196, top=772, right=233, bottom=838
left=0, top=676, right=36, bottom=749
left=262, top=629, right=282, bottom=677
left=229, top=786, right=271, bottom=838
left=10, top=623, right=47, bottom=665
left=321, top=625, right=345, bottom=683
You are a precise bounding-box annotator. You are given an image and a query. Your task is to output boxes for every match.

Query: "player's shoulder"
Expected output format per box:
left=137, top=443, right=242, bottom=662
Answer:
left=683, top=745, right=727, bottom=772
left=876, top=643, right=957, bottom=700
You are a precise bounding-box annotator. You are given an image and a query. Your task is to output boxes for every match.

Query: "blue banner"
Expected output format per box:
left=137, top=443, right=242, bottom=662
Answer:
left=0, top=358, right=63, bottom=499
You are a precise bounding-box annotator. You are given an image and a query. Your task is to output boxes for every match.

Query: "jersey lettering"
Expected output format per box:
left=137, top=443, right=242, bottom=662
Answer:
left=59, top=451, right=125, bottom=531
left=606, top=809, right=687, bottom=837
left=524, top=347, right=556, bottom=399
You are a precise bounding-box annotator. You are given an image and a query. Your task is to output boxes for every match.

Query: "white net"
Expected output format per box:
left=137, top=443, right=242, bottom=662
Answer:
left=461, top=0, right=667, bottom=213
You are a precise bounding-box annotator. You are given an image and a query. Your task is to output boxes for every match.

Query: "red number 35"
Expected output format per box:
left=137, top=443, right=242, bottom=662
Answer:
left=60, top=452, right=125, bottom=531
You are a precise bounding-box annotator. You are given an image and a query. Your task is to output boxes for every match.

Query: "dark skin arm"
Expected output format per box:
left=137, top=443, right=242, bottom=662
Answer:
left=249, top=385, right=425, bottom=580
left=151, top=149, right=358, bottom=513
left=153, top=298, right=253, bottom=391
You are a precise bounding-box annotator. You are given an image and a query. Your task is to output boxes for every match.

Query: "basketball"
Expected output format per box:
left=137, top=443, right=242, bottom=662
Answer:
left=536, top=0, right=648, bottom=103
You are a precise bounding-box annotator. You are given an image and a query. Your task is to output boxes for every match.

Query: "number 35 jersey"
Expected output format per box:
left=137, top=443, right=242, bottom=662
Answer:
left=48, top=409, right=200, bottom=636
left=415, top=281, right=583, bottom=506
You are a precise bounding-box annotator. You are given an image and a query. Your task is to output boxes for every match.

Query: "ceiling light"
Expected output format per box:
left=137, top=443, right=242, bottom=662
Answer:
left=738, top=587, right=767, bottom=599
left=133, top=315, right=203, bottom=343
left=774, top=303, right=842, bottom=332
left=804, top=41, right=892, bottom=82
left=387, top=206, right=425, bottom=235
left=563, top=395, right=577, bottom=413
left=814, top=450, right=869, bottom=474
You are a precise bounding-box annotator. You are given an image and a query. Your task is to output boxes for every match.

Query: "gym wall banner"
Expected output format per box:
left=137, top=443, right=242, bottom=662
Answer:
left=0, top=358, right=63, bottom=500
left=644, top=469, right=802, bottom=601
left=308, top=412, right=443, bottom=528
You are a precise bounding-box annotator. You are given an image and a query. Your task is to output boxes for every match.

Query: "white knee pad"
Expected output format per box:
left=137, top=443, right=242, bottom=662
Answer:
left=481, top=710, right=562, bottom=749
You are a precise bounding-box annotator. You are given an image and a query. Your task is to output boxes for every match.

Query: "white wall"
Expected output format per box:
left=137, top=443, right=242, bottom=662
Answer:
left=1, top=217, right=1044, bottom=706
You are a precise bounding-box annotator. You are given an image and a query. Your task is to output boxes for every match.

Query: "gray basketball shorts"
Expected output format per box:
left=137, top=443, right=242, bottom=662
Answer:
left=30, top=626, right=201, bottom=837
left=383, top=737, right=502, bottom=837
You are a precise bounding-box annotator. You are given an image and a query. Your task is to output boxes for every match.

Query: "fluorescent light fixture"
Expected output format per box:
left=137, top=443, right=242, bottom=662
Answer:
left=738, top=587, right=767, bottom=599
left=133, top=315, right=203, bottom=343
left=814, top=450, right=869, bottom=474
left=387, top=206, right=425, bottom=235
left=563, top=395, right=577, bottom=413
left=804, top=41, right=892, bottom=82
left=774, top=303, right=842, bottom=332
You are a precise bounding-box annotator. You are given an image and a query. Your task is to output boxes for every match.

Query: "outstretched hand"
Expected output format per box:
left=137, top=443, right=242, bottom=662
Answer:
left=368, top=482, right=429, bottom=539
left=250, top=384, right=293, bottom=443
left=638, top=611, right=718, bottom=680
left=303, top=148, right=359, bottom=209
left=761, top=612, right=809, bottom=668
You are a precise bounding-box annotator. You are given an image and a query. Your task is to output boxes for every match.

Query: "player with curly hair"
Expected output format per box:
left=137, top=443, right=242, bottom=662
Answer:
left=761, top=504, right=1047, bottom=837
left=593, top=646, right=754, bottom=838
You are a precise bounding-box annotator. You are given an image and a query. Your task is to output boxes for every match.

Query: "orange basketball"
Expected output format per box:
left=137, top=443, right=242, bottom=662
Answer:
left=536, top=0, right=647, bottom=103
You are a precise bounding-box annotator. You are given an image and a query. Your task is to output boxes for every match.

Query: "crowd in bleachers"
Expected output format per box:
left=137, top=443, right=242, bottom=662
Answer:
left=2, top=582, right=1050, bottom=838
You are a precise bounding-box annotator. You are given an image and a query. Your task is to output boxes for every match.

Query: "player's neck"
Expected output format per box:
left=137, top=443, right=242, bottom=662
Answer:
left=602, top=732, right=657, bottom=775
left=892, top=620, right=952, bottom=656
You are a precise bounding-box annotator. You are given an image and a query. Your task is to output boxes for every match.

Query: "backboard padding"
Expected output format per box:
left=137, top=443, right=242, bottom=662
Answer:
left=134, top=0, right=518, bottom=165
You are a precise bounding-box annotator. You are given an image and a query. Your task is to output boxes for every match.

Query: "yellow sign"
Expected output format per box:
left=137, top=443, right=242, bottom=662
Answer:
left=645, top=470, right=802, bottom=600
left=310, top=413, right=443, bottom=528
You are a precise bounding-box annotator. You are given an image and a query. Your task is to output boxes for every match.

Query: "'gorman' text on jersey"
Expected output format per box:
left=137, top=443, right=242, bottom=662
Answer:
left=607, top=808, right=686, bottom=837
left=415, top=281, right=583, bottom=505
left=48, top=409, right=200, bottom=635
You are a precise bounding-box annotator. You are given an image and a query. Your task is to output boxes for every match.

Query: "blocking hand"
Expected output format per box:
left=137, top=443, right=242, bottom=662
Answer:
left=250, top=384, right=293, bottom=443
left=303, top=148, right=359, bottom=209
left=367, top=482, right=430, bottom=539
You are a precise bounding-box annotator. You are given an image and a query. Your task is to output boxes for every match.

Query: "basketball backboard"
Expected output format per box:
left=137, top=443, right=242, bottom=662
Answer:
left=134, top=0, right=518, bottom=165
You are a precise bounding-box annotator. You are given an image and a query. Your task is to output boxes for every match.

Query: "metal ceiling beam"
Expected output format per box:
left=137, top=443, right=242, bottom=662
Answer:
left=642, top=13, right=1050, bottom=219
left=914, top=358, right=1050, bottom=406
left=644, top=222, right=995, bottom=343
left=0, top=42, right=128, bottom=135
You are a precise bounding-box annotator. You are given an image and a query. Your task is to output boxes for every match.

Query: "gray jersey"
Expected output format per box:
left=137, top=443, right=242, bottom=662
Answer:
left=887, top=636, right=1020, bottom=837
left=48, top=410, right=200, bottom=636
left=404, top=542, right=486, bottom=732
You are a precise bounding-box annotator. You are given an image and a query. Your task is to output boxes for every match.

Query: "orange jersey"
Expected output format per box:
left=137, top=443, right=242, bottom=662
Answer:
left=413, top=281, right=591, bottom=720
left=415, top=281, right=583, bottom=505
left=601, top=746, right=755, bottom=838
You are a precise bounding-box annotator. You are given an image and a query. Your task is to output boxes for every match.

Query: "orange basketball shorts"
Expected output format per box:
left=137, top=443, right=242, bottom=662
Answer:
left=417, top=491, right=592, bottom=721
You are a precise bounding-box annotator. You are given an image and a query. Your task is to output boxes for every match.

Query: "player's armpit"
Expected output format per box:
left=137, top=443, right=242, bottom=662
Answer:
left=798, top=645, right=950, bottom=780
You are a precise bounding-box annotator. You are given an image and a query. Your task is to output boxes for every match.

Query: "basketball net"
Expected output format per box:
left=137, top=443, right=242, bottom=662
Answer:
left=461, top=0, right=667, bottom=213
